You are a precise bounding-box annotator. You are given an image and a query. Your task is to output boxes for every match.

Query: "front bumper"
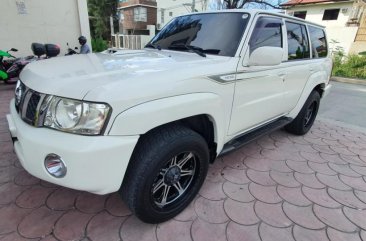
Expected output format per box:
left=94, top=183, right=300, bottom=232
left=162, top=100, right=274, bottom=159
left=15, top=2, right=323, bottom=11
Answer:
left=7, top=99, right=139, bottom=194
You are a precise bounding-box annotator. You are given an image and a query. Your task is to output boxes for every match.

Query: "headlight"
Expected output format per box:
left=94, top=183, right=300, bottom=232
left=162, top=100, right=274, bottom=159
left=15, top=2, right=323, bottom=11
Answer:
left=43, top=96, right=111, bottom=135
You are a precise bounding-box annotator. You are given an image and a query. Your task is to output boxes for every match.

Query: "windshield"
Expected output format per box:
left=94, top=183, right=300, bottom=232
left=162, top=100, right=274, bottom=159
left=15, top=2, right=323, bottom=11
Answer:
left=148, top=12, right=250, bottom=57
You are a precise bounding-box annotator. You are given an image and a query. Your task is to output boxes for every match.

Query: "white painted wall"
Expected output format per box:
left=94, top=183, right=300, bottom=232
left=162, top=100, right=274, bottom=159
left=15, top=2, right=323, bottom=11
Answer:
left=0, top=0, right=91, bottom=57
left=285, top=1, right=358, bottom=54
left=157, top=0, right=206, bottom=29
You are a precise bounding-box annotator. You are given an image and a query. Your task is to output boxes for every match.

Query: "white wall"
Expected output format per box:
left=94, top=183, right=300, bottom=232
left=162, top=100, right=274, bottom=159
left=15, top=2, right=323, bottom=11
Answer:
left=286, top=2, right=358, bottom=54
left=157, top=0, right=206, bottom=29
left=0, top=0, right=91, bottom=57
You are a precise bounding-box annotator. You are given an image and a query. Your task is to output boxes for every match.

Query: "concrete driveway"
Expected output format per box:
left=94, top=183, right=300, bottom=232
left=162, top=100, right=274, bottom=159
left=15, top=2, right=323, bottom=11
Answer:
left=1, top=82, right=366, bottom=241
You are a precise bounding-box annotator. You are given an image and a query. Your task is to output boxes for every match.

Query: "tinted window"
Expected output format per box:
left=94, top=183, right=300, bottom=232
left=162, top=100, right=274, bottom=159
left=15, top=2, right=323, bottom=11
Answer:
left=249, top=17, right=282, bottom=54
left=148, top=13, right=250, bottom=57
left=323, top=9, right=340, bottom=20
left=308, top=26, right=328, bottom=58
left=286, top=22, right=310, bottom=60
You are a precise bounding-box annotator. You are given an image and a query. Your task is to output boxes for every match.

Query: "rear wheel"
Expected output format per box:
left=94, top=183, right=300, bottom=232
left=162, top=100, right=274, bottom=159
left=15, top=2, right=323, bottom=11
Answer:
left=285, top=90, right=320, bottom=135
left=120, top=124, right=209, bottom=223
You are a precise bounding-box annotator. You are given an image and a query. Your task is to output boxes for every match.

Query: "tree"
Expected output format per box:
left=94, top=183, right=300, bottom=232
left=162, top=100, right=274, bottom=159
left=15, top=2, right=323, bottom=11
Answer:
left=87, top=0, right=118, bottom=39
left=211, top=0, right=284, bottom=10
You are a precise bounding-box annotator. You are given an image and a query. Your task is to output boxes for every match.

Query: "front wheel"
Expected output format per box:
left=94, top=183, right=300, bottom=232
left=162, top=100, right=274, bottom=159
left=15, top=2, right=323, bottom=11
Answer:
left=285, top=90, right=320, bottom=135
left=120, top=125, right=209, bottom=223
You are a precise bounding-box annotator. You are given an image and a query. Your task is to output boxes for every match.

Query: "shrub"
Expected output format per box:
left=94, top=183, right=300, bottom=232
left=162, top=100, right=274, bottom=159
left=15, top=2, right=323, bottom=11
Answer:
left=332, top=53, right=366, bottom=79
left=91, top=38, right=108, bottom=52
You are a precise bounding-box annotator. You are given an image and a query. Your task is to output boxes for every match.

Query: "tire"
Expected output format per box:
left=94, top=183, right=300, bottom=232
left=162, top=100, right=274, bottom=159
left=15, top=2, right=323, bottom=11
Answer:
left=120, top=124, right=209, bottom=223
left=285, top=90, right=320, bottom=135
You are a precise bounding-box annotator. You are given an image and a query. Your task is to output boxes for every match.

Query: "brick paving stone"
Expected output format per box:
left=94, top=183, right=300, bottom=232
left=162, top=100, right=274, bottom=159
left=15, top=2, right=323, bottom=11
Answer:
left=259, top=222, right=295, bottom=241
left=54, top=210, right=93, bottom=241
left=46, top=188, right=80, bottom=211
left=312, top=145, right=337, bottom=155
left=300, top=151, right=327, bottom=164
left=360, top=155, right=366, bottom=163
left=75, top=192, right=107, bottom=214
left=293, top=226, right=329, bottom=241
left=322, top=139, right=345, bottom=147
left=354, top=190, right=366, bottom=204
left=327, top=228, right=362, bottom=241
left=18, top=206, right=64, bottom=239
left=86, top=211, right=125, bottom=241
left=340, top=154, right=365, bottom=166
left=206, top=165, right=225, bottom=183
left=269, top=160, right=293, bottom=173
left=105, top=193, right=132, bottom=217
left=223, top=199, right=259, bottom=225
left=0, top=165, right=21, bottom=184
left=16, top=186, right=55, bottom=209
left=0, top=182, right=27, bottom=205
left=307, top=161, right=337, bottom=175
left=14, top=170, right=40, bottom=186
left=40, top=235, right=58, bottom=241
left=226, top=222, right=261, bottom=241
left=277, top=186, right=312, bottom=206
left=247, top=169, right=276, bottom=186
left=249, top=183, right=282, bottom=203
left=344, top=207, right=366, bottom=230
left=221, top=151, right=246, bottom=169
left=0, top=232, right=38, bottom=241
left=328, top=163, right=361, bottom=177
left=262, top=149, right=305, bottom=162
left=195, top=197, right=228, bottom=224
left=286, top=160, right=314, bottom=174
left=199, top=180, right=226, bottom=200
left=294, top=173, right=326, bottom=189
left=156, top=219, right=192, bottom=241
left=316, top=173, right=352, bottom=191
left=270, top=131, right=293, bottom=143
left=303, top=136, right=328, bottom=146
left=350, top=165, right=366, bottom=176
left=221, top=167, right=250, bottom=184
left=340, top=175, right=366, bottom=191
left=313, top=205, right=357, bottom=232
left=120, top=216, right=157, bottom=241
left=257, top=135, right=277, bottom=149
left=222, top=182, right=255, bottom=203
left=191, top=218, right=227, bottom=241
left=360, top=230, right=366, bottom=241
left=244, top=156, right=274, bottom=171
left=283, top=202, right=325, bottom=230
left=173, top=198, right=197, bottom=221
left=0, top=204, right=31, bottom=235
left=270, top=171, right=301, bottom=187
left=39, top=180, right=59, bottom=189
left=349, top=147, right=366, bottom=157
left=302, top=187, right=341, bottom=208
left=320, top=153, right=348, bottom=165
left=328, top=188, right=366, bottom=209
left=254, top=201, right=292, bottom=228
left=330, top=146, right=359, bottom=156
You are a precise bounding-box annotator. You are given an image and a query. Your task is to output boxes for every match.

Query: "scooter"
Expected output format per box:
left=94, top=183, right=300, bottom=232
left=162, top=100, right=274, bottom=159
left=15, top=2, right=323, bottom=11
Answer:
left=65, top=43, right=79, bottom=55
left=0, top=48, right=20, bottom=84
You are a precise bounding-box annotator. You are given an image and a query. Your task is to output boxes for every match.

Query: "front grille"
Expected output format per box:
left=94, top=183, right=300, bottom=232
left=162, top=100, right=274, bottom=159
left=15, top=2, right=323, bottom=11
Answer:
left=15, top=81, right=46, bottom=127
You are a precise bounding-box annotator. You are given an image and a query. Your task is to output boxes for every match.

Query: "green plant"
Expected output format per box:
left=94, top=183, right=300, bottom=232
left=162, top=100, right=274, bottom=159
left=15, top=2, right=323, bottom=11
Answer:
left=332, top=53, right=366, bottom=79
left=91, top=38, right=108, bottom=52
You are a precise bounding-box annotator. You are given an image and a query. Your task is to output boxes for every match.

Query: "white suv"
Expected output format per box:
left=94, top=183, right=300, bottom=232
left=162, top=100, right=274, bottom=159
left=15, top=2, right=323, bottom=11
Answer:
left=7, top=10, right=332, bottom=223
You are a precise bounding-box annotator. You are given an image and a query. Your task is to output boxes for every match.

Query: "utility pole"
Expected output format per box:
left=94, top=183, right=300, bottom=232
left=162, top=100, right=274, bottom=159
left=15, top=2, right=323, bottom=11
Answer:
left=191, top=0, right=196, bottom=12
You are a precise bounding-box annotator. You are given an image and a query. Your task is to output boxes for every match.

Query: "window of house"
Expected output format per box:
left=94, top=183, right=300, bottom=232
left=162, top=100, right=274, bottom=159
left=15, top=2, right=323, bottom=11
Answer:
left=169, top=12, right=173, bottom=16
left=249, top=17, right=283, bottom=54
left=308, top=26, right=328, bottom=58
left=294, top=11, right=307, bottom=19
left=286, top=22, right=310, bottom=60
left=134, top=7, right=147, bottom=22
left=322, top=9, right=340, bottom=20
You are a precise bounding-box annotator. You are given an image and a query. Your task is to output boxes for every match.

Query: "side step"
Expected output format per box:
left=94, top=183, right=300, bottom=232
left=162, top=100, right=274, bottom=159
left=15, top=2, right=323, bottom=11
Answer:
left=219, top=117, right=293, bottom=156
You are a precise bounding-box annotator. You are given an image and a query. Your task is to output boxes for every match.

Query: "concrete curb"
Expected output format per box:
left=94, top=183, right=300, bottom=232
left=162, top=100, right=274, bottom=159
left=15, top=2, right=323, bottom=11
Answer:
left=331, top=76, right=366, bottom=86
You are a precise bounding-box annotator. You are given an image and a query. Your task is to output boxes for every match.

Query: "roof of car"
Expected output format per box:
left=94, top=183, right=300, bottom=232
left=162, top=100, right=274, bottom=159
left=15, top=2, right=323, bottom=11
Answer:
left=182, top=9, right=325, bottom=28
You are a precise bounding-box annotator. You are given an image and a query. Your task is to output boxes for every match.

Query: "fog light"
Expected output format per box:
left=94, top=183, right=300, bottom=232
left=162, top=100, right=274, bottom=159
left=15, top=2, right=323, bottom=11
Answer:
left=44, top=154, right=67, bottom=178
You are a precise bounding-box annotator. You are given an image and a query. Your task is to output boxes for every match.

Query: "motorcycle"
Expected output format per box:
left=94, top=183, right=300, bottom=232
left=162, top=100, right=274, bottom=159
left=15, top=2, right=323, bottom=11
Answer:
left=65, top=43, right=79, bottom=55
left=0, top=48, right=20, bottom=84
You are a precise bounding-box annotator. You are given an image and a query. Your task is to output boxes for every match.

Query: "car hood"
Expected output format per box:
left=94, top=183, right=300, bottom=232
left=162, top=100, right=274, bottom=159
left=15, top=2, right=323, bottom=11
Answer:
left=20, top=49, right=230, bottom=100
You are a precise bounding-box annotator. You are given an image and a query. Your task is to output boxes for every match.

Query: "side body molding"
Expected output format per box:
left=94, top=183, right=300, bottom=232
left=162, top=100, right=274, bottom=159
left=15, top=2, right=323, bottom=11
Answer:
left=109, top=93, right=227, bottom=153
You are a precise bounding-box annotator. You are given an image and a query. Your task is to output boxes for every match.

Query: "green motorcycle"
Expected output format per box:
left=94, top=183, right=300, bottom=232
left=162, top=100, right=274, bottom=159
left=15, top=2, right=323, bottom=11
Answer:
left=0, top=48, right=18, bottom=84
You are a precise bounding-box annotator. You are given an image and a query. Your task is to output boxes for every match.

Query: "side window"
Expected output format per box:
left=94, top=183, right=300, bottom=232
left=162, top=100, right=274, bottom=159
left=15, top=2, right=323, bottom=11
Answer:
left=308, top=26, right=328, bottom=58
left=285, top=22, right=310, bottom=60
left=249, top=17, right=282, bottom=54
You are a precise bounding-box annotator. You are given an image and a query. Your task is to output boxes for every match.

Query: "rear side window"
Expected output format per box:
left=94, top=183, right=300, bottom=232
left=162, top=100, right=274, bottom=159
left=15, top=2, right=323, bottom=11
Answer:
left=308, top=26, right=328, bottom=58
left=286, top=22, right=310, bottom=60
left=249, top=17, right=282, bottom=54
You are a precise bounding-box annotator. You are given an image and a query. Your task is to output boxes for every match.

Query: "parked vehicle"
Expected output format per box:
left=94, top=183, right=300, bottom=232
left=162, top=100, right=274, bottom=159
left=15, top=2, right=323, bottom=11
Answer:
left=7, top=10, right=332, bottom=223
left=0, top=48, right=20, bottom=84
left=65, top=43, right=79, bottom=55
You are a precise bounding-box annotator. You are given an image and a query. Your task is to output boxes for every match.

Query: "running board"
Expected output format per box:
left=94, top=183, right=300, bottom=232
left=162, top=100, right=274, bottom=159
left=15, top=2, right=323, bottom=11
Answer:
left=219, top=117, right=293, bottom=156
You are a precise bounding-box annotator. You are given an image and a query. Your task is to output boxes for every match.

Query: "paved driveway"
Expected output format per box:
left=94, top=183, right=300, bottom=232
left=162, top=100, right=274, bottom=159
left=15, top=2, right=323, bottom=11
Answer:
left=1, top=83, right=366, bottom=241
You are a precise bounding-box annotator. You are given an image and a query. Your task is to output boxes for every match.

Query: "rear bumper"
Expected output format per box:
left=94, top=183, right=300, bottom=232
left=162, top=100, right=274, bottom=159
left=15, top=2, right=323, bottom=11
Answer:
left=7, top=99, right=139, bottom=194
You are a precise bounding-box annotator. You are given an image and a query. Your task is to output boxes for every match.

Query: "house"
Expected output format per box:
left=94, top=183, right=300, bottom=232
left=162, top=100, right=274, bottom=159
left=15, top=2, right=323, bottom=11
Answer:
left=0, top=0, right=91, bottom=56
left=281, top=0, right=366, bottom=54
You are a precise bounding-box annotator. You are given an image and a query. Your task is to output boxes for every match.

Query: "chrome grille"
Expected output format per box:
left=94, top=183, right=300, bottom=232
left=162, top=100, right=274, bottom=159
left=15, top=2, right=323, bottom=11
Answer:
left=15, top=81, right=46, bottom=127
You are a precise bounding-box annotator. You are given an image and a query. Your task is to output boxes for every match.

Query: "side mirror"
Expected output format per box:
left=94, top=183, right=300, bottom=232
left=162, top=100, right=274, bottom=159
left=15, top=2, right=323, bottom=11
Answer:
left=10, top=48, right=18, bottom=52
left=248, top=47, right=283, bottom=66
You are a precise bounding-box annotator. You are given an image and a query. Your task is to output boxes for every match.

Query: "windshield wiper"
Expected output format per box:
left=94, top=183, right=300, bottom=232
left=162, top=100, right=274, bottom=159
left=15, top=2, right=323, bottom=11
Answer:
left=145, top=43, right=161, bottom=50
left=168, top=44, right=206, bottom=57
